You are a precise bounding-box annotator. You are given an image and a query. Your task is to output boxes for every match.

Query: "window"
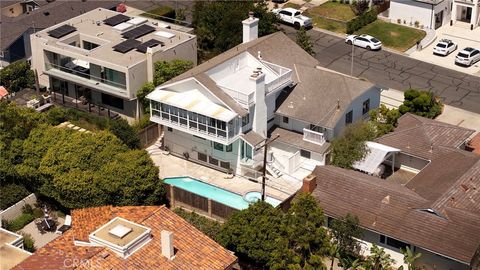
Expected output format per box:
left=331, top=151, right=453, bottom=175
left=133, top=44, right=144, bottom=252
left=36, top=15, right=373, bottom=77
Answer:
left=226, top=144, right=233, bottom=152
left=362, top=99, right=370, bottom=115
left=167, top=127, right=173, bottom=132
left=380, top=235, right=385, bottom=244
left=300, top=149, right=311, bottom=159
left=104, top=67, right=126, bottom=89
left=220, top=161, right=230, bottom=169
left=198, top=153, right=207, bottom=162
left=101, top=93, right=124, bottom=110
left=283, top=116, right=289, bottom=124
left=345, top=110, right=353, bottom=124
left=208, top=156, right=219, bottom=166
left=386, top=237, right=410, bottom=250
left=214, top=142, right=224, bottom=151
left=82, top=41, right=99, bottom=50
left=242, top=114, right=249, bottom=126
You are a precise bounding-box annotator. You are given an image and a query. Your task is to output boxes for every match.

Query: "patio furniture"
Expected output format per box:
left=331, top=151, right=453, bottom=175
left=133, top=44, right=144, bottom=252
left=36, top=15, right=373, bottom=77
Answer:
left=55, top=215, right=72, bottom=234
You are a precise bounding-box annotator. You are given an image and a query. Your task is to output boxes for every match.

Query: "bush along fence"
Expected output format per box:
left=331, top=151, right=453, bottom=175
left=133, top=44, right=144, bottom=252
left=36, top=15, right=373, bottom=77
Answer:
left=0, top=194, right=37, bottom=222
left=346, top=9, right=378, bottom=34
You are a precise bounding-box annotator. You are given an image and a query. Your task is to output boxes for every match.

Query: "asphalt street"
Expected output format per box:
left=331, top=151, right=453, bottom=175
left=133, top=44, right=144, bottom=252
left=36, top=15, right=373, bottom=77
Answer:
left=283, top=27, right=480, bottom=114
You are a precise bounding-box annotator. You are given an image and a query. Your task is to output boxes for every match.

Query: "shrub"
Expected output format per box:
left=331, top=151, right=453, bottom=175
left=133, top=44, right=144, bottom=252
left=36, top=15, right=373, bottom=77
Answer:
left=4, top=213, right=35, bottom=232
left=0, top=184, right=30, bottom=210
left=399, top=89, right=443, bottom=118
left=174, top=208, right=221, bottom=239
left=414, top=21, right=420, bottom=27
left=20, top=233, right=36, bottom=252
left=346, top=9, right=377, bottom=34
left=397, top=18, right=401, bottom=24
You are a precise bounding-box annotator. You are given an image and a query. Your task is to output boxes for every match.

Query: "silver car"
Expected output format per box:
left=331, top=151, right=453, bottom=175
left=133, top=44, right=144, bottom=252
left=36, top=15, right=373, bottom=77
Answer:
left=455, top=47, right=480, bottom=67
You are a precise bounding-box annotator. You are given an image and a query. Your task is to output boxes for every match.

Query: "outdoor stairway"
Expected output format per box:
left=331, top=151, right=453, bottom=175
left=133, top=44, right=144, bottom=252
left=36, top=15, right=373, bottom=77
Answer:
left=266, top=163, right=283, bottom=178
left=146, top=133, right=164, bottom=155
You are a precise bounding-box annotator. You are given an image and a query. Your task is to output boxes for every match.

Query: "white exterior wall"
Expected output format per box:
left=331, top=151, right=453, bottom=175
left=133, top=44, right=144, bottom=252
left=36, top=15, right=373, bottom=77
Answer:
left=393, top=152, right=430, bottom=172
left=333, top=87, right=381, bottom=138
left=389, top=0, right=451, bottom=29
left=164, top=128, right=240, bottom=171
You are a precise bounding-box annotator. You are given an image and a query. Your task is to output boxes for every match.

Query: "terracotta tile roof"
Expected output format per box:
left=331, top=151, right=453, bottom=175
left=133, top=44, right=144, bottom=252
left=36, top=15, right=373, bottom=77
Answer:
left=14, top=206, right=237, bottom=270
left=376, top=113, right=475, bottom=160
left=467, top=132, right=480, bottom=155
left=311, top=165, right=480, bottom=265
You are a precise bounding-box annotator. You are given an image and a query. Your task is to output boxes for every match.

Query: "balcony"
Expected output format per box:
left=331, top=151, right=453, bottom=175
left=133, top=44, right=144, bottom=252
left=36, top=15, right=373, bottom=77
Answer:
left=261, top=60, right=293, bottom=94
left=303, top=128, right=326, bottom=146
left=44, top=62, right=128, bottom=97
left=218, top=84, right=255, bottom=106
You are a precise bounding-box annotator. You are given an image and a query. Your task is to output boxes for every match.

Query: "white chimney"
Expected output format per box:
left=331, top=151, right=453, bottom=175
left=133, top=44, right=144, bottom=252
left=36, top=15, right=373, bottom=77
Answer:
left=161, top=230, right=175, bottom=260
left=242, top=12, right=259, bottom=44
left=251, top=68, right=267, bottom=138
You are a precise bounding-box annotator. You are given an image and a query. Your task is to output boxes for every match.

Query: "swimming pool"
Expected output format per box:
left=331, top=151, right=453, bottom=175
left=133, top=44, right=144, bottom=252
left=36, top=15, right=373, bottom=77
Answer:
left=164, top=177, right=282, bottom=210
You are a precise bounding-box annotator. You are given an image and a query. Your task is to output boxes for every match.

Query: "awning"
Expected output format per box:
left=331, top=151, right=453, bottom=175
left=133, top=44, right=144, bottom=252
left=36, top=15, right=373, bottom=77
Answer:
left=147, top=89, right=237, bottom=122
left=353, top=141, right=400, bottom=174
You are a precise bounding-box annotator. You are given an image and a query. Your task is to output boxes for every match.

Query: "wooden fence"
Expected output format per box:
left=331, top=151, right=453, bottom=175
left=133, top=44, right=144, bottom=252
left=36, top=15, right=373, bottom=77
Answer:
left=166, top=184, right=238, bottom=220
left=138, top=123, right=161, bottom=148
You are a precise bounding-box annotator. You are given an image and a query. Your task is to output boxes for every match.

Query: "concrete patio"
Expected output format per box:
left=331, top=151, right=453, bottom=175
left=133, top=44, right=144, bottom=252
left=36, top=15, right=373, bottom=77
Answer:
left=148, top=145, right=300, bottom=201
left=18, top=216, right=64, bottom=249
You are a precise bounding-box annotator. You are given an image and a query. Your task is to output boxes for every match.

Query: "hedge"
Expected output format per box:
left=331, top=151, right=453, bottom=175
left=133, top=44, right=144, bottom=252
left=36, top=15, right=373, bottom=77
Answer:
left=4, top=213, right=35, bottom=232
left=346, top=9, right=377, bottom=34
left=173, top=208, right=221, bottom=240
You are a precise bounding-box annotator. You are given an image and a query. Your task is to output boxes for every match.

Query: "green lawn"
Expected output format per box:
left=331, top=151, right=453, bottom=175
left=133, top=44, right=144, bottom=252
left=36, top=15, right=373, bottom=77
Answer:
left=307, top=2, right=356, bottom=21
left=354, top=20, right=426, bottom=52
left=306, top=15, right=346, bottom=33
left=283, top=2, right=302, bottom=9
left=140, top=5, right=175, bottom=19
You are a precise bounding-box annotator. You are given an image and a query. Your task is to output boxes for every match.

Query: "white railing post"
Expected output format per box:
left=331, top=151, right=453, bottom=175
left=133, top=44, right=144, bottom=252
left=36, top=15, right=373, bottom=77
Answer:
left=303, top=128, right=326, bottom=146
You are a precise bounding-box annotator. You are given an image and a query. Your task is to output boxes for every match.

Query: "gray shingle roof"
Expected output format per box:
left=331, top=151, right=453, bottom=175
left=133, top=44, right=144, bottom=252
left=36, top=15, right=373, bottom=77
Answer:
left=276, top=65, right=379, bottom=127
left=270, top=126, right=330, bottom=154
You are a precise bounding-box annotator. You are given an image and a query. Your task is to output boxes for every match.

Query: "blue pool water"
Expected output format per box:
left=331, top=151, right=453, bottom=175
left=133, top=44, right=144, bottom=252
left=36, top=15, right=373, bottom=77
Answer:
left=164, top=177, right=282, bottom=210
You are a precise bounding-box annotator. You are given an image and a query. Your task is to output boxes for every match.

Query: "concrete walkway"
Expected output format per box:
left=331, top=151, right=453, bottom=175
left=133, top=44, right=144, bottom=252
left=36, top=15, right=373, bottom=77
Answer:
left=404, top=27, right=436, bottom=55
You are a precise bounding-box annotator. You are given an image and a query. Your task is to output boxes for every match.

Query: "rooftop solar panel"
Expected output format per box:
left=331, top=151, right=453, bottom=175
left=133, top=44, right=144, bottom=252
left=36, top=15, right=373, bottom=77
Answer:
left=136, top=39, right=164, bottom=53
left=104, top=14, right=130, bottom=26
left=47, top=25, right=77, bottom=39
left=122, top=24, right=156, bottom=40
left=113, top=39, right=142, bottom=54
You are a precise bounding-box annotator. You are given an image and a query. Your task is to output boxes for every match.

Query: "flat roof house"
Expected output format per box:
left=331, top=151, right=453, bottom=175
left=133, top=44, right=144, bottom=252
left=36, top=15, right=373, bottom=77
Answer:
left=30, top=8, right=197, bottom=119
left=303, top=114, right=480, bottom=270
left=0, top=228, right=32, bottom=270
left=13, top=205, right=237, bottom=270
left=147, top=14, right=381, bottom=185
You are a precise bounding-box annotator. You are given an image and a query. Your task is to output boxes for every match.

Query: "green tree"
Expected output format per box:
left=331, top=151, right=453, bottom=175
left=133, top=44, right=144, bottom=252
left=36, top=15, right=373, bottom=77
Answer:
left=108, top=118, right=141, bottom=149
left=269, top=193, right=331, bottom=270
left=0, top=183, right=30, bottom=209
left=330, top=121, right=376, bottom=169
left=153, top=59, right=193, bottom=86
left=193, top=0, right=278, bottom=59
left=136, top=82, right=155, bottom=113
left=401, top=246, right=421, bottom=270
left=364, top=244, right=395, bottom=270
left=399, top=89, right=443, bottom=119
left=330, top=214, right=362, bottom=260
left=296, top=27, right=314, bottom=55
left=174, top=208, right=221, bottom=239
left=0, top=61, right=35, bottom=93
left=369, top=104, right=401, bottom=137
left=217, top=201, right=283, bottom=267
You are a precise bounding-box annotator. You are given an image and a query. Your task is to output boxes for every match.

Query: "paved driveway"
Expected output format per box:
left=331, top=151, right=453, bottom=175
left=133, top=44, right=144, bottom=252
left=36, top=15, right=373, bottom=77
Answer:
left=282, top=26, right=480, bottom=114
left=409, top=24, right=480, bottom=75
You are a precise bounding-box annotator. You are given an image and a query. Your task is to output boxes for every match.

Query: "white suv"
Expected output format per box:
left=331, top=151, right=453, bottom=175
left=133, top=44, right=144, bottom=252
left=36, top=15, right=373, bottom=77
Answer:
left=455, top=47, right=480, bottom=67
left=345, top=34, right=382, bottom=50
left=433, top=39, right=457, bottom=56
left=272, top=8, right=312, bottom=29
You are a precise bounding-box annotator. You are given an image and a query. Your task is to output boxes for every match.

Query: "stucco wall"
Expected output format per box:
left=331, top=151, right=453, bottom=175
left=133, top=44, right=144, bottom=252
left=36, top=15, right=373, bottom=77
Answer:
left=389, top=0, right=451, bottom=28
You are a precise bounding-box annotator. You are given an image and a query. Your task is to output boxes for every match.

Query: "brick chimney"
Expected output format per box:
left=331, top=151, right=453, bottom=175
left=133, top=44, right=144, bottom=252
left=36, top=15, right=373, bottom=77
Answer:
left=161, top=230, right=175, bottom=260
left=242, top=11, right=259, bottom=43
left=301, top=174, right=317, bottom=193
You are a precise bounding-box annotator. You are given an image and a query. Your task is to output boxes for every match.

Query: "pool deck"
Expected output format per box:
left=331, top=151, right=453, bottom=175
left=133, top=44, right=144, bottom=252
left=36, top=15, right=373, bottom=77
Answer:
left=148, top=149, right=298, bottom=201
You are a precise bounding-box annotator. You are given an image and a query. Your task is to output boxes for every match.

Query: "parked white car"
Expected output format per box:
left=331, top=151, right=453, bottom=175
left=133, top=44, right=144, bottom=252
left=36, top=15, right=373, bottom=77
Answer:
left=455, top=47, right=480, bottom=67
left=345, top=34, right=382, bottom=50
left=433, top=39, right=457, bottom=56
left=272, top=8, right=312, bottom=29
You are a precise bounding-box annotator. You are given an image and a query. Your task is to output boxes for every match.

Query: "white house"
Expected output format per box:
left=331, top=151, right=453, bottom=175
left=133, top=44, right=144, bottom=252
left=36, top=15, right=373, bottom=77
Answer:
left=451, top=0, right=480, bottom=29
left=389, top=0, right=452, bottom=29
left=147, top=14, right=381, bottom=183
left=30, top=8, right=197, bottom=119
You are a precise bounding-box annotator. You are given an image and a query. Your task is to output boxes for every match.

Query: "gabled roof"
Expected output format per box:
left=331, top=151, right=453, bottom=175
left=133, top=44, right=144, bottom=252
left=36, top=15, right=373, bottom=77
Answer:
left=311, top=165, right=480, bottom=265
left=276, top=65, right=378, bottom=127
left=376, top=113, right=475, bottom=160
left=162, top=32, right=319, bottom=117
left=14, top=205, right=237, bottom=270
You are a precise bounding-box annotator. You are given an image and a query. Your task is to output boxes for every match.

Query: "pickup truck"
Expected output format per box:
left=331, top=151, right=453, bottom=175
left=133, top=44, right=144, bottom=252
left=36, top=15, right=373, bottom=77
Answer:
left=272, top=8, right=312, bottom=29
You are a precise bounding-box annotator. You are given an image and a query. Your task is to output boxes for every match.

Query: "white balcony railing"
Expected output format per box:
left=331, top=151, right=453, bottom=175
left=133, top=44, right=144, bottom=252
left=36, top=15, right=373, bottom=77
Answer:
left=303, top=128, right=326, bottom=146
left=266, top=69, right=293, bottom=94
left=218, top=84, right=255, bottom=106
